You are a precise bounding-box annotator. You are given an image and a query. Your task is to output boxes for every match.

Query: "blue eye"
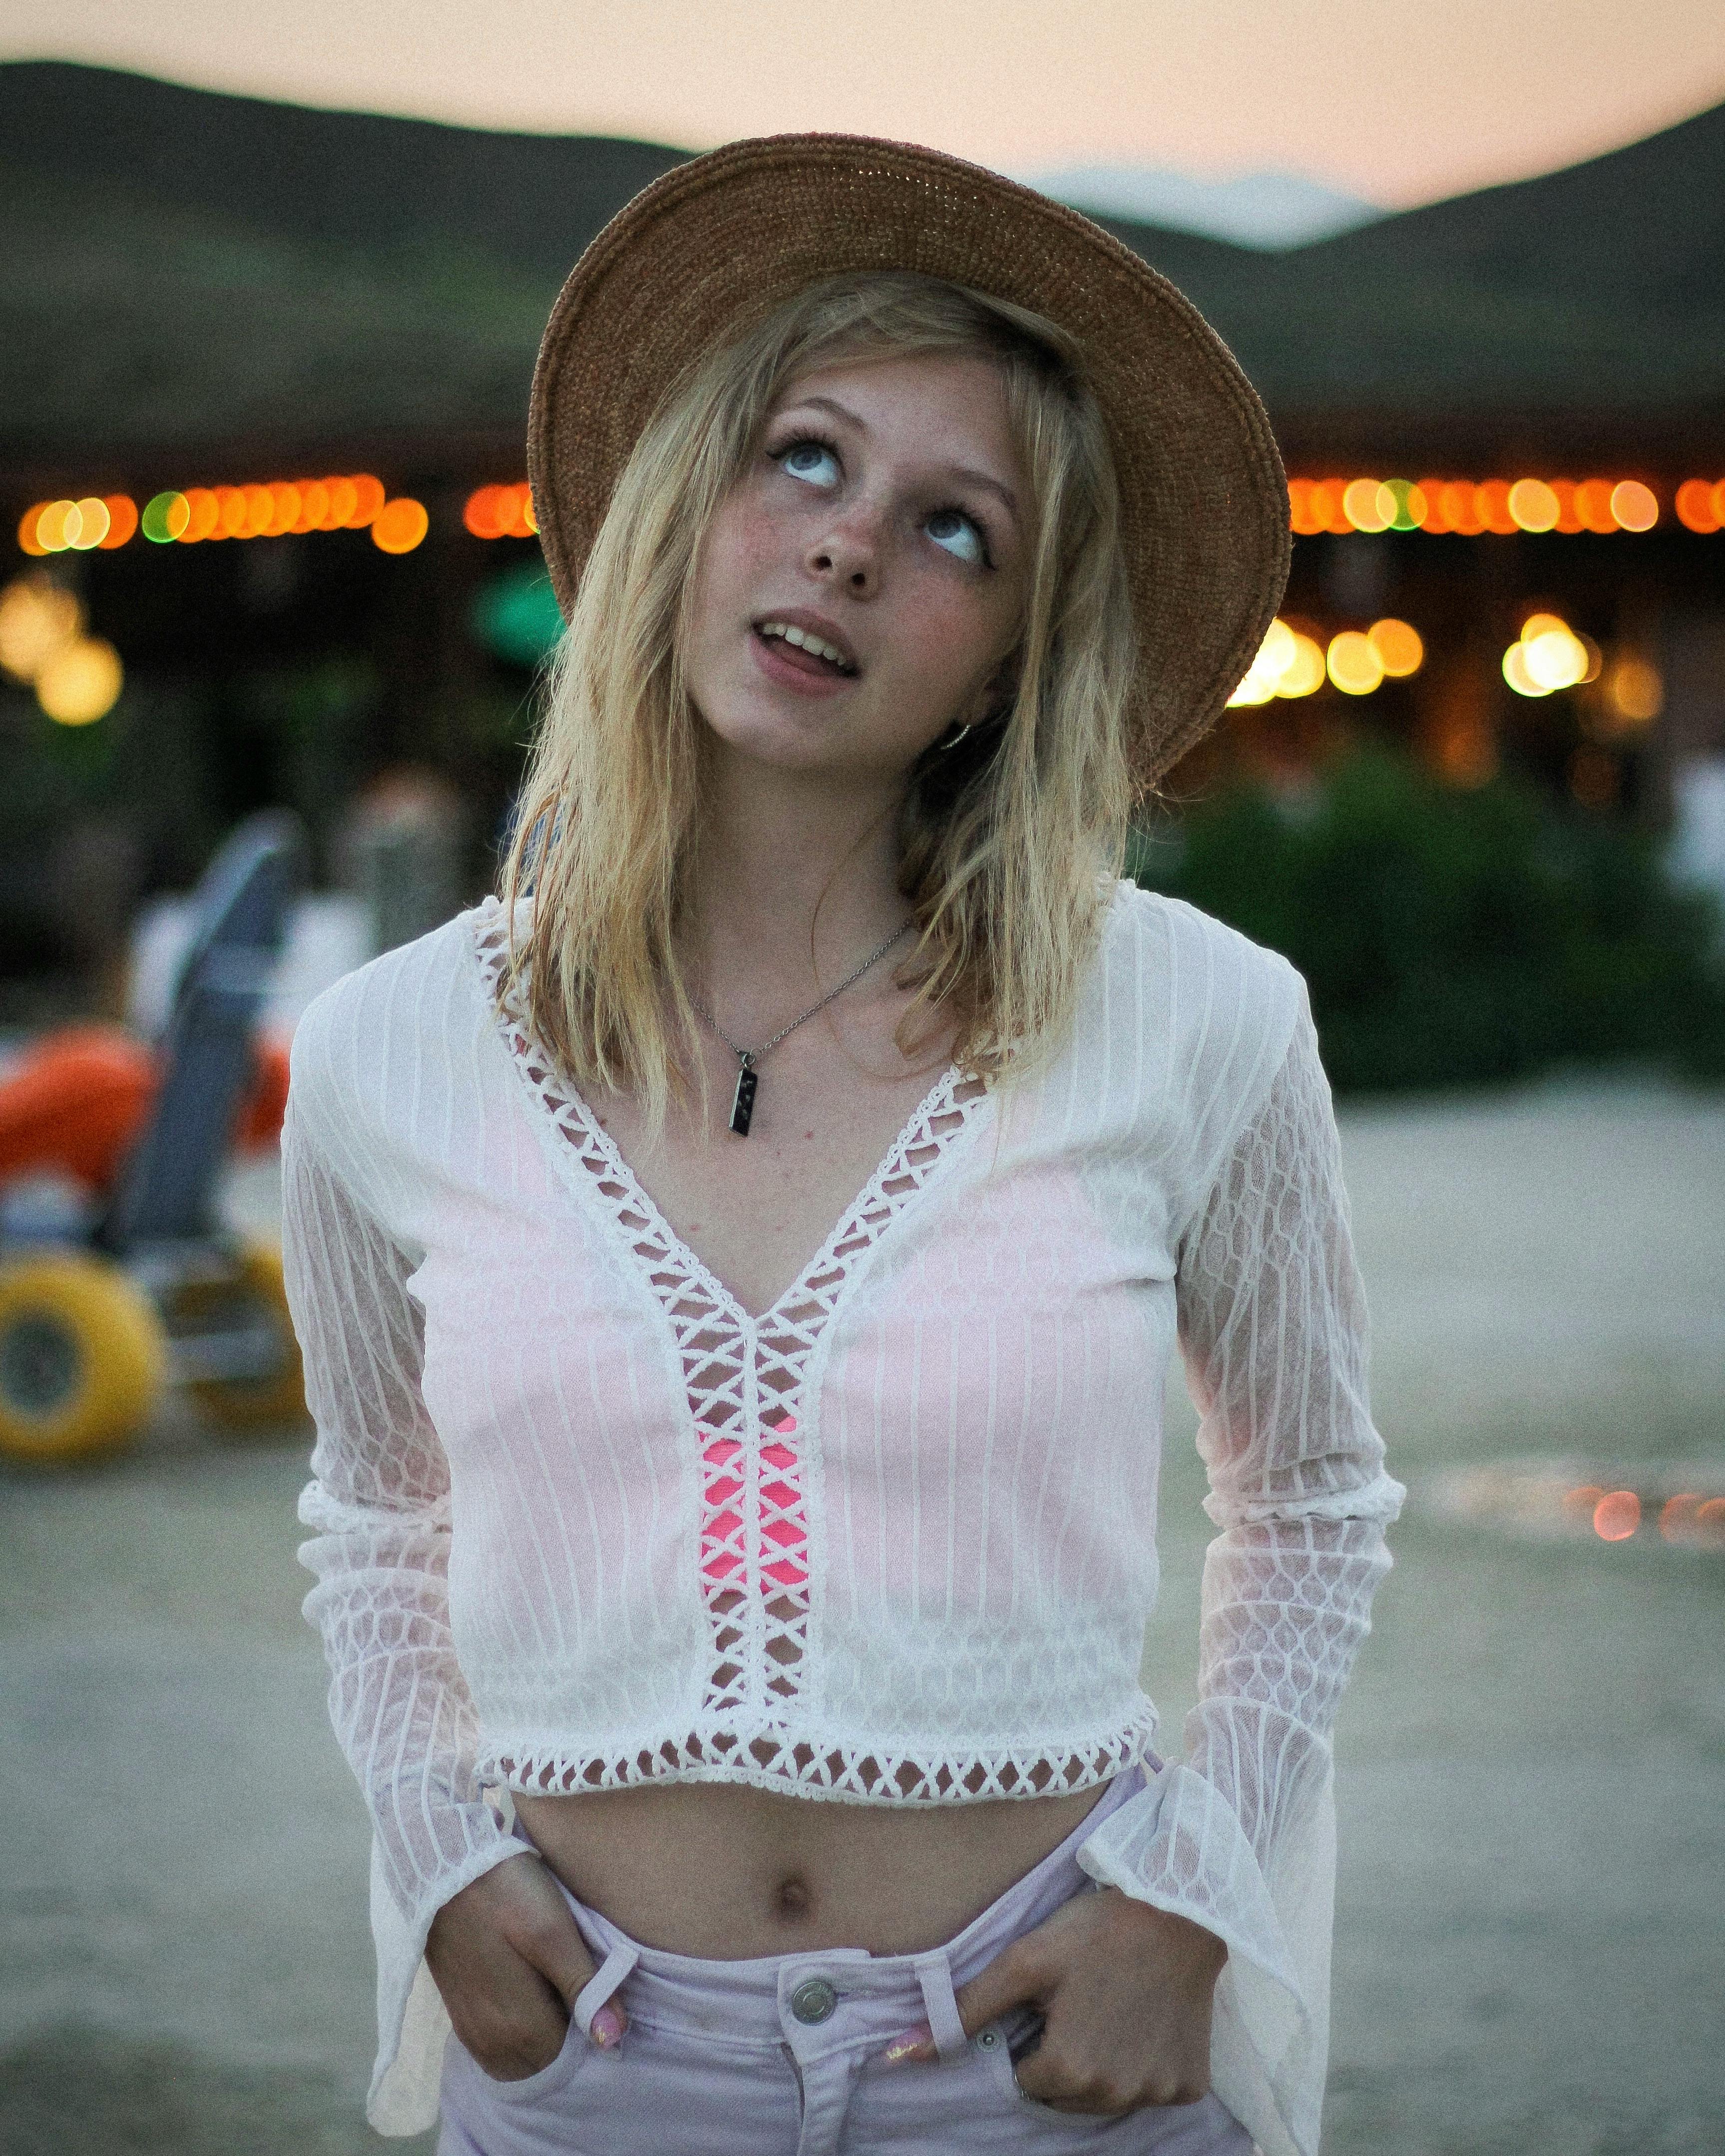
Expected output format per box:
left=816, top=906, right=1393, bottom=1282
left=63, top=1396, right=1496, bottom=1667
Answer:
left=780, top=440, right=841, bottom=489
left=926, top=509, right=987, bottom=566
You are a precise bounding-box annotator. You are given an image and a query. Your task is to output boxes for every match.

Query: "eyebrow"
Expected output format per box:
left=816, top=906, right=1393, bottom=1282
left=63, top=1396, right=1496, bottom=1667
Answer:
left=781, top=392, right=1021, bottom=523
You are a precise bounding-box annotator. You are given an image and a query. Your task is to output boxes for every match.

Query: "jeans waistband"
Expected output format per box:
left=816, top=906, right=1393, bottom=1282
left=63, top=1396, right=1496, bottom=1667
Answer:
left=535, top=1765, right=1145, bottom=2057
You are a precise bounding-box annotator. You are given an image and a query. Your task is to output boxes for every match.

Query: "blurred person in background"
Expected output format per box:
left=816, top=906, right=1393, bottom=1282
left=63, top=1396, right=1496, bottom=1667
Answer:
left=283, top=138, right=1402, bottom=2156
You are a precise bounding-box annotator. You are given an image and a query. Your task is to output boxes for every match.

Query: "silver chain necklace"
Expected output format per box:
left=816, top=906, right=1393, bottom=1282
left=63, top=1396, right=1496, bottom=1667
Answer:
left=689, top=922, right=913, bottom=1136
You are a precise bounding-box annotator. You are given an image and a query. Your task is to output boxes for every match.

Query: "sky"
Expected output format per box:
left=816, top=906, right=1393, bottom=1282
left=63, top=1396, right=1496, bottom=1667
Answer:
left=5, top=0, right=1725, bottom=211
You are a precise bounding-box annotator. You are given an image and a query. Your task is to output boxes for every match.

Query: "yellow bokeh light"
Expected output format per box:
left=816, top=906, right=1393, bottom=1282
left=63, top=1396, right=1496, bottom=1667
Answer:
left=1519, top=611, right=1567, bottom=642
left=68, top=496, right=110, bottom=551
left=1522, top=626, right=1588, bottom=691
left=1342, top=478, right=1391, bottom=533
left=1367, top=618, right=1424, bottom=676
left=1609, top=481, right=1659, bottom=533
left=35, top=636, right=123, bottom=725
left=0, top=574, right=84, bottom=683
left=1255, top=618, right=1297, bottom=682
left=34, top=500, right=79, bottom=552
left=1278, top=633, right=1327, bottom=697
left=1226, top=674, right=1276, bottom=707
left=1508, top=479, right=1560, bottom=533
left=1326, top=630, right=1384, bottom=694
left=1502, top=642, right=1551, bottom=697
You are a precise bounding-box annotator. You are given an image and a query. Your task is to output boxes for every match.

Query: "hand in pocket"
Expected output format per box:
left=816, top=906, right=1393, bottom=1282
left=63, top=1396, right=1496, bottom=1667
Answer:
left=427, top=1851, right=626, bottom=2081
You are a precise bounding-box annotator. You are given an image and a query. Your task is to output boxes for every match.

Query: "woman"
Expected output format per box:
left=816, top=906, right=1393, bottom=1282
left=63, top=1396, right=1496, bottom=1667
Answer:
left=285, top=137, right=1402, bottom=2156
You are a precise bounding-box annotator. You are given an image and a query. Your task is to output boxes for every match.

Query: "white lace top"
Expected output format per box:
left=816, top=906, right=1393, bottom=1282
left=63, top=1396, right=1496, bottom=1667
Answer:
left=286, top=882, right=1402, bottom=2152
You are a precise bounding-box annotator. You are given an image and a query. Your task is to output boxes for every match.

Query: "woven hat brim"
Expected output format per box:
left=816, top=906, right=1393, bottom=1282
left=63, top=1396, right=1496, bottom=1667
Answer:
left=528, top=133, right=1290, bottom=786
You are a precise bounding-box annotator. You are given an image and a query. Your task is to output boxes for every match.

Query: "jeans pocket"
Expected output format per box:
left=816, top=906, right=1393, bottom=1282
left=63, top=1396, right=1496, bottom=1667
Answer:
left=467, top=2012, right=589, bottom=2106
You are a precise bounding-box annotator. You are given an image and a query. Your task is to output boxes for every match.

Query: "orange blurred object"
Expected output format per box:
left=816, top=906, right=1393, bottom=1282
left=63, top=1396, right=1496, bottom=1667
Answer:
left=1476, top=480, right=1518, bottom=535
left=269, top=482, right=301, bottom=535
left=464, top=485, right=508, bottom=539
left=1441, top=481, right=1484, bottom=535
left=16, top=503, right=49, bottom=556
left=1675, top=479, right=1721, bottom=533
left=0, top=1028, right=155, bottom=1190
left=98, top=496, right=138, bottom=548
left=1549, top=479, right=1583, bottom=534
left=372, top=498, right=430, bottom=553
left=1416, top=478, right=1449, bottom=532
left=1574, top=479, right=1617, bottom=532
left=349, top=475, right=386, bottom=526
left=1592, top=1489, right=1641, bottom=1541
left=0, top=1027, right=291, bottom=1194
left=180, top=489, right=218, bottom=543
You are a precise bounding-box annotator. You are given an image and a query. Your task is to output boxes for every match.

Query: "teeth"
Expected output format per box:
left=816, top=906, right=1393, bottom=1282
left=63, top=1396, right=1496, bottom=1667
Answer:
left=760, top=621, right=852, bottom=671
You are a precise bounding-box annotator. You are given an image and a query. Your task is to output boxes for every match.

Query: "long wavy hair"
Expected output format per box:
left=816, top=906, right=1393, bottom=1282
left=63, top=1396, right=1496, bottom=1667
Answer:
left=500, top=272, right=1137, bottom=1130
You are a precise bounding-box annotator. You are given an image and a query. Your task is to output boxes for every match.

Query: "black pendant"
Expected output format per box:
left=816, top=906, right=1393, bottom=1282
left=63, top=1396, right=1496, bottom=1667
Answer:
left=728, top=1063, right=758, bottom=1137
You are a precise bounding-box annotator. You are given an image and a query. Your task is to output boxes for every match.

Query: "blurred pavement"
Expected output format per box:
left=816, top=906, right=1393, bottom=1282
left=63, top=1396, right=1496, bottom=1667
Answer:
left=3, top=1078, right=1723, bottom=2156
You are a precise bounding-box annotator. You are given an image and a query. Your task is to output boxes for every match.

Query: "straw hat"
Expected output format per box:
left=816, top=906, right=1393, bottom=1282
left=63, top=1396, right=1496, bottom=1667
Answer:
left=528, top=133, right=1289, bottom=784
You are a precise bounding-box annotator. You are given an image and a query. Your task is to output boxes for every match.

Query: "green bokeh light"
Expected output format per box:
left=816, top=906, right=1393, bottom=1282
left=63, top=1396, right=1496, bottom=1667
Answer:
left=471, top=562, right=565, bottom=669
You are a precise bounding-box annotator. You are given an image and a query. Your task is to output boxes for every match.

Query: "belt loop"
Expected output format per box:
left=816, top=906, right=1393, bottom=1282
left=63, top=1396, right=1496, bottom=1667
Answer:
left=911, top=1951, right=969, bottom=2065
left=572, top=1940, right=640, bottom=2038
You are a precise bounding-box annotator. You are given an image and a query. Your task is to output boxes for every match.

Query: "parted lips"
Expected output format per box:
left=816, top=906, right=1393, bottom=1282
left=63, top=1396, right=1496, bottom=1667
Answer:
left=527, top=133, right=1291, bottom=786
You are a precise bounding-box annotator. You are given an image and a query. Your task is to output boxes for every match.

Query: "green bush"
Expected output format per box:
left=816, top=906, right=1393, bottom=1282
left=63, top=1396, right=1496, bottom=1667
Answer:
left=1130, top=748, right=1725, bottom=1093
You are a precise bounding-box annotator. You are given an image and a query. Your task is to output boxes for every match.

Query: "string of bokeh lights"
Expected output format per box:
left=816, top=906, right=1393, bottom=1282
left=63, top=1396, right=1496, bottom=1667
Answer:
left=18, top=478, right=429, bottom=556
left=18, top=474, right=1725, bottom=560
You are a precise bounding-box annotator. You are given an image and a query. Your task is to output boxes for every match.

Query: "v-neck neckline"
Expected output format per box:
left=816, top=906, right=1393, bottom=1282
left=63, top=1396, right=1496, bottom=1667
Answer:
left=469, top=900, right=992, bottom=1333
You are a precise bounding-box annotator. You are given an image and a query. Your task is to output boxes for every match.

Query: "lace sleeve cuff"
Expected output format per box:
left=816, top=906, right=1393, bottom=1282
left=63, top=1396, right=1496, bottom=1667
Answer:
left=1076, top=1760, right=1300, bottom=1999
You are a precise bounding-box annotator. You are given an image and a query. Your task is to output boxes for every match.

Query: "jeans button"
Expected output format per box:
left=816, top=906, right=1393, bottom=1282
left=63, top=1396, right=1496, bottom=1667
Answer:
left=789, top=1976, right=839, bottom=2024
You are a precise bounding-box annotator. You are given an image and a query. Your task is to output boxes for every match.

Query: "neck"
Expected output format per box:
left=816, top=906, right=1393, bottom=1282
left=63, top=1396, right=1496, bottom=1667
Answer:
left=685, top=746, right=911, bottom=1015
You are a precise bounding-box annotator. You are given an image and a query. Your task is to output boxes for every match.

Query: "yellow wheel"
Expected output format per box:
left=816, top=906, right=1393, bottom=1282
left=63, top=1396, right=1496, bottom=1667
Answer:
left=0, top=1255, right=165, bottom=1463
left=164, top=1240, right=306, bottom=1431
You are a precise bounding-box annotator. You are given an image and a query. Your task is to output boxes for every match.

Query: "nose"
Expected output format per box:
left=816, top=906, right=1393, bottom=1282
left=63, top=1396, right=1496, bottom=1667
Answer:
left=805, top=504, right=880, bottom=596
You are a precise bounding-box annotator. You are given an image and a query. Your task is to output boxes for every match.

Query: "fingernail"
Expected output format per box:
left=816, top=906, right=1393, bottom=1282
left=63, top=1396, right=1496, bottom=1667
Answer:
left=878, top=2021, right=934, bottom=2067
left=590, top=2005, right=625, bottom=2050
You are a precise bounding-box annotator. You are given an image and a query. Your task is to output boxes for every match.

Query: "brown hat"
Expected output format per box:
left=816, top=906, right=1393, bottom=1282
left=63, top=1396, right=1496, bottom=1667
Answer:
left=528, top=133, right=1289, bottom=784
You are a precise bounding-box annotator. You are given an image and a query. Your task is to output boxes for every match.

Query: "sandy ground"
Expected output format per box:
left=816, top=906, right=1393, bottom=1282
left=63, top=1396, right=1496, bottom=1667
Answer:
left=2, top=1077, right=1722, bottom=2156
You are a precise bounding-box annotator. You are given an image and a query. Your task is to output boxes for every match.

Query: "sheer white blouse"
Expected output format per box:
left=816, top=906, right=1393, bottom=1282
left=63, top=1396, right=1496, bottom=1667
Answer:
left=285, top=881, right=1402, bottom=2152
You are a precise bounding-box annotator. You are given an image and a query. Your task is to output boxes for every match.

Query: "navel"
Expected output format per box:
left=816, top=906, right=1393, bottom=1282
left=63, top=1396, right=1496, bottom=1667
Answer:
left=773, top=1872, right=813, bottom=1922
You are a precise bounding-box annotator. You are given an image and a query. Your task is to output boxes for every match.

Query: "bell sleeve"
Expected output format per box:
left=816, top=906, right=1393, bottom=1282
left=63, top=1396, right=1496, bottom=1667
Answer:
left=1076, top=987, right=1404, bottom=2156
left=282, top=1077, right=522, bottom=2136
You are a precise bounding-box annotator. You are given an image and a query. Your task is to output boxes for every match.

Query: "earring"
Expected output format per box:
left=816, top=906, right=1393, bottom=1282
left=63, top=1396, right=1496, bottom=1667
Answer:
left=929, top=720, right=972, bottom=756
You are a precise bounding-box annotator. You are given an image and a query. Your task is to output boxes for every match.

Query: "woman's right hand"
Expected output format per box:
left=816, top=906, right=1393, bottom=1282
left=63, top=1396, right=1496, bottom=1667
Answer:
left=425, top=1851, right=626, bottom=2079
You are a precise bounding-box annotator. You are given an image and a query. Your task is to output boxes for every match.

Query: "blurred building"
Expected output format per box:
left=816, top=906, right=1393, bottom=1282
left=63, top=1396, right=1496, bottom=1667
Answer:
left=2, top=60, right=1724, bottom=996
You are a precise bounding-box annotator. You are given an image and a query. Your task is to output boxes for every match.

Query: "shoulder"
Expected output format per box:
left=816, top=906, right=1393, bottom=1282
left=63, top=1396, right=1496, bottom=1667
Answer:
left=287, top=903, right=492, bottom=1139
left=1098, top=880, right=1307, bottom=1071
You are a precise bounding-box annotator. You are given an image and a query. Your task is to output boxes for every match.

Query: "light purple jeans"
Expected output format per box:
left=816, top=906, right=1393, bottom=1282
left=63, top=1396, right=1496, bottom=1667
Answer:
left=436, top=1770, right=1253, bottom=2156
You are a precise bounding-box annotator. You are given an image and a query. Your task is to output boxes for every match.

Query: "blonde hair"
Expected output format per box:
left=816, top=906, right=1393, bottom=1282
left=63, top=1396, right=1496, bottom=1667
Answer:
left=501, top=272, right=1137, bottom=1127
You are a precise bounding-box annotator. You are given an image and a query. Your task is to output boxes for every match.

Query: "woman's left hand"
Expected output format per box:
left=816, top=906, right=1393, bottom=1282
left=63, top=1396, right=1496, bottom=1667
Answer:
left=883, top=1888, right=1227, bottom=2114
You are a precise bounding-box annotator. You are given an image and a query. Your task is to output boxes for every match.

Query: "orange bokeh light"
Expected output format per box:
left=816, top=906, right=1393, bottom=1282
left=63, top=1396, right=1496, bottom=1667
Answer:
left=182, top=489, right=219, bottom=543
left=372, top=497, right=430, bottom=553
left=1575, top=479, right=1617, bottom=532
left=1675, top=479, right=1721, bottom=533
left=1592, top=1489, right=1640, bottom=1541
left=99, top=495, right=137, bottom=548
left=349, top=475, right=386, bottom=527
left=16, top=503, right=49, bottom=556
left=1549, top=479, right=1583, bottom=534
left=1476, top=480, right=1517, bottom=535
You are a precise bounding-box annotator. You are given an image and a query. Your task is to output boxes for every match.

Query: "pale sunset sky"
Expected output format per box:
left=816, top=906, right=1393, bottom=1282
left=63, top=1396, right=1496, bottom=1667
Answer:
left=4, top=0, right=1725, bottom=210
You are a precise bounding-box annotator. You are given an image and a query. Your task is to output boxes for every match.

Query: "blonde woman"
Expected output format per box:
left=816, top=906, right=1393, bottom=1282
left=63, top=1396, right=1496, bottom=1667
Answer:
left=285, top=138, right=1402, bottom=2156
